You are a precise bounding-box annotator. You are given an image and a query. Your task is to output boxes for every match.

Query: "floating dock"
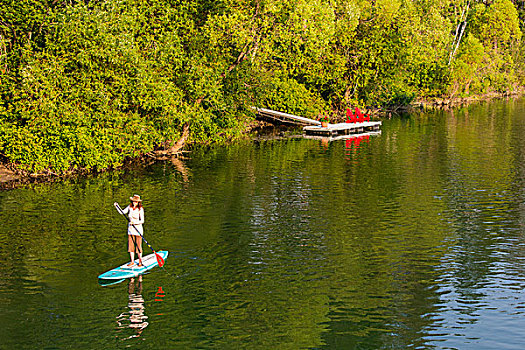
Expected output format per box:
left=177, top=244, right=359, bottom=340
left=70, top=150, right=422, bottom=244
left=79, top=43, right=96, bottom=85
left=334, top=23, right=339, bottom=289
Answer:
left=303, top=121, right=382, bottom=137
left=302, top=130, right=381, bottom=142
left=252, top=107, right=382, bottom=137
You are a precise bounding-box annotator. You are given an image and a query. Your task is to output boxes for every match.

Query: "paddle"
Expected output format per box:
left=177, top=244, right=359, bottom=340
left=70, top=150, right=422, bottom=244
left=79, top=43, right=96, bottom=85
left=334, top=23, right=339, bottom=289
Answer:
left=114, top=202, right=165, bottom=268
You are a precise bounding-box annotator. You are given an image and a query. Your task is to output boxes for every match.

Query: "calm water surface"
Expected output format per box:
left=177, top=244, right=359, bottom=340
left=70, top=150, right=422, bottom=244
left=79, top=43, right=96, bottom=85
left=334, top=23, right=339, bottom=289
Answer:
left=1, top=98, right=525, bottom=349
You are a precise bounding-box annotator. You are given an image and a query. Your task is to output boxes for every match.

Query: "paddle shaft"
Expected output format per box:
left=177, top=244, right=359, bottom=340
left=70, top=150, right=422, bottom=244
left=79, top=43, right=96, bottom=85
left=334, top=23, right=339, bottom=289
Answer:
left=114, top=202, right=164, bottom=266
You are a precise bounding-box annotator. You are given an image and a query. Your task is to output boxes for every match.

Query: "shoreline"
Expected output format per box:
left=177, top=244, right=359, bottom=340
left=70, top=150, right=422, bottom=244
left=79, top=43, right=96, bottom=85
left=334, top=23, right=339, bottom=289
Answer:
left=413, top=90, right=524, bottom=111
left=2, top=91, right=523, bottom=189
left=0, top=164, right=20, bottom=186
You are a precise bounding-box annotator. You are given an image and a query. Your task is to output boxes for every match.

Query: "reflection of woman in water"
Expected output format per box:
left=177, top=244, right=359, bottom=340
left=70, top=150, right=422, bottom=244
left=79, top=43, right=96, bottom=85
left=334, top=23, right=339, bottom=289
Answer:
left=116, top=275, right=148, bottom=339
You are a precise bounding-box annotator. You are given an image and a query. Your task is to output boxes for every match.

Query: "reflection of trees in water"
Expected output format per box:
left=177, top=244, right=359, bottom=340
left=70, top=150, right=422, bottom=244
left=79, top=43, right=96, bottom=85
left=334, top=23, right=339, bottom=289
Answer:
left=116, top=276, right=148, bottom=340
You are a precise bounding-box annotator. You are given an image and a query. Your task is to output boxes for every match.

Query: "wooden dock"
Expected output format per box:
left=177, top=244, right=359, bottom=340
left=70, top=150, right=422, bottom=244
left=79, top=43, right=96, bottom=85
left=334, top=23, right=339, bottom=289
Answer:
left=303, top=121, right=382, bottom=137
left=302, top=130, right=381, bottom=141
left=253, top=107, right=320, bottom=126
left=252, top=107, right=382, bottom=137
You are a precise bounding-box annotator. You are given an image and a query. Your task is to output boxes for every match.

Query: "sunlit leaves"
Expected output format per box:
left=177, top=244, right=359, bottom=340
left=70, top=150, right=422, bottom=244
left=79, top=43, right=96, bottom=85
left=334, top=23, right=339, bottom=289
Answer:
left=455, top=0, right=523, bottom=94
left=0, top=0, right=524, bottom=174
left=471, top=0, right=522, bottom=48
left=449, top=34, right=485, bottom=97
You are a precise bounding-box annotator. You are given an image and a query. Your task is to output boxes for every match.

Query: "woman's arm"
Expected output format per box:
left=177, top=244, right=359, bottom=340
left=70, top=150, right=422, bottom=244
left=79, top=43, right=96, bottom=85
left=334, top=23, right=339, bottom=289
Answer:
left=120, top=205, right=129, bottom=215
left=114, top=202, right=129, bottom=214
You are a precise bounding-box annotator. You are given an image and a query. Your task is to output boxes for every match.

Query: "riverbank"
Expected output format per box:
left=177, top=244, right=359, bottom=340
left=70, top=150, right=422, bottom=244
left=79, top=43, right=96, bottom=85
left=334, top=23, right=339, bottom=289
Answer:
left=0, top=155, right=187, bottom=190
left=315, top=90, right=525, bottom=123
left=414, top=89, right=525, bottom=110
left=2, top=91, right=523, bottom=189
left=0, top=163, right=91, bottom=189
left=0, top=165, right=19, bottom=185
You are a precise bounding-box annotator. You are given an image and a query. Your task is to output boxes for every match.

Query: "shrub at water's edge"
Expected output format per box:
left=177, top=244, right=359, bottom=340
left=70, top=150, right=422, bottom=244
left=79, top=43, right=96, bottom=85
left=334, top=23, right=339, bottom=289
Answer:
left=0, top=0, right=524, bottom=175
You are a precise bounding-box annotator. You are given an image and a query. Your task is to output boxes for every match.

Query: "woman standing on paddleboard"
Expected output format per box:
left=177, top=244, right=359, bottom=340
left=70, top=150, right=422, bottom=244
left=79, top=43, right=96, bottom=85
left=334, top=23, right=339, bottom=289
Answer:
left=116, top=195, right=145, bottom=267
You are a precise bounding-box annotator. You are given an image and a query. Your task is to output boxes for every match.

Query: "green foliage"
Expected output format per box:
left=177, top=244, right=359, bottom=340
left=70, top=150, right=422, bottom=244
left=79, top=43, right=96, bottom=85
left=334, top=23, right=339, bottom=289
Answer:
left=260, top=75, right=327, bottom=118
left=450, top=34, right=485, bottom=97
left=471, top=0, right=522, bottom=48
left=0, top=0, right=524, bottom=174
left=1, top=0, right=255, bottom=173
left=400, top=3, right=452, bottom=97
left=379, top=84, right=416, bottom=108
left=455, top=0, right=523, bottom=94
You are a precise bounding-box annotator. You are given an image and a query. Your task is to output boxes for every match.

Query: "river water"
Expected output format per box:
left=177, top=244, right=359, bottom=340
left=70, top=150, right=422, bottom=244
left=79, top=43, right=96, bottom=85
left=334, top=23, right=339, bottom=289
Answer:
left=1, top=98, right=525, bottom=349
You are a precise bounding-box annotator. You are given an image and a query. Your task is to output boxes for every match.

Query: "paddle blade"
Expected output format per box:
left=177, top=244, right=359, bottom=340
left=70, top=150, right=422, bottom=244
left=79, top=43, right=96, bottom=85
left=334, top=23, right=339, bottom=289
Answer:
left=156, top=253, right=165, bottom=267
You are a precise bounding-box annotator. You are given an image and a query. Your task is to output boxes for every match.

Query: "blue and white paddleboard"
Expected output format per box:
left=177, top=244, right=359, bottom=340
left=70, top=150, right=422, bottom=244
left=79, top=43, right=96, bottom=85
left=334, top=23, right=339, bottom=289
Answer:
left=98, top=251, right=169, bottom=280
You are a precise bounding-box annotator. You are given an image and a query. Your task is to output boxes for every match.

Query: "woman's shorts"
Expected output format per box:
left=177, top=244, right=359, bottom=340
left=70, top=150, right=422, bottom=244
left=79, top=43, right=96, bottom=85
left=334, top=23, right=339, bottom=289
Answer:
left=128, top=235, right=143, bottom=254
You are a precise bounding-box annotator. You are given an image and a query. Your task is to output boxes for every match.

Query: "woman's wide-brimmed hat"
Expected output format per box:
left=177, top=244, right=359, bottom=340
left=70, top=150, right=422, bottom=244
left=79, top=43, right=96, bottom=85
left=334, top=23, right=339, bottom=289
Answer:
left=130, top=194, right=142, bottom=202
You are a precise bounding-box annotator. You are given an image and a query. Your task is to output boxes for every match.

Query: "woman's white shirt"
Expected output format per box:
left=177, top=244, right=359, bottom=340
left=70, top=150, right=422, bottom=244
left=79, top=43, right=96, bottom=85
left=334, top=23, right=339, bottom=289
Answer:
left=122, top=206, right=144, bottom=236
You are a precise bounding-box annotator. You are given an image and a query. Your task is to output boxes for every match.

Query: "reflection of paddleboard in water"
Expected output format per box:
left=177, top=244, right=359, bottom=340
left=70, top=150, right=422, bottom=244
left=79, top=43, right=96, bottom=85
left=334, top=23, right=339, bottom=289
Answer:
left=116, top=276, right=148, bottom=339
left=98, top=278, right=125, bottom=287
left=98, top=251, right=169, bottom=280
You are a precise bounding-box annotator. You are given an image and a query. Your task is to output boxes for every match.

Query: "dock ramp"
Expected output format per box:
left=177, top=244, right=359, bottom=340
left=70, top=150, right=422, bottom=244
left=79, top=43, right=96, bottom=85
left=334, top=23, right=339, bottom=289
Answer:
left=253, top=107, right=321, bottom=126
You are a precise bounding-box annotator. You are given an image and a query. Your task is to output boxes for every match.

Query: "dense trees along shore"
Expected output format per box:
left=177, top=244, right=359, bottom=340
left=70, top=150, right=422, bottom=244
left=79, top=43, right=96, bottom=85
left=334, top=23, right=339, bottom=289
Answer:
left=0, top=0, right=524, bottom=175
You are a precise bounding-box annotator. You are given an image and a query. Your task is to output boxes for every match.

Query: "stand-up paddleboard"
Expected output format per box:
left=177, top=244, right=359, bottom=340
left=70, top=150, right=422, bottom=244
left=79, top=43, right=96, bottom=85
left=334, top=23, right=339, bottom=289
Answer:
left=98, top=251, right=169, bottom=280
